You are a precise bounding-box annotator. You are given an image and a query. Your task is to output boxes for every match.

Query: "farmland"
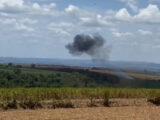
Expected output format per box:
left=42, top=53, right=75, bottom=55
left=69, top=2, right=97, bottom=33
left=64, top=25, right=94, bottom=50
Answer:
left=0, top=64, right=160, bottom=119
left=1, top=63, right=160, bottom=88
left=0, top=63, right=160, bottom=110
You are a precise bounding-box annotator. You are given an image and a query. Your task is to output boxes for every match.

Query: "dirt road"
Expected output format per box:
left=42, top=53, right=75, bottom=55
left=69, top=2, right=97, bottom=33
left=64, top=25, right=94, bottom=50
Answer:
left=0, top=106, right=160, bottom=120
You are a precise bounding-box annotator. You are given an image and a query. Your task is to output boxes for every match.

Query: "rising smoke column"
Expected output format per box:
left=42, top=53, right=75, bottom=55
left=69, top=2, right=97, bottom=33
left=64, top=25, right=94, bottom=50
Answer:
left=66, top=34, right=133, bottom=79
left=66, top=34, right=110, bottom=61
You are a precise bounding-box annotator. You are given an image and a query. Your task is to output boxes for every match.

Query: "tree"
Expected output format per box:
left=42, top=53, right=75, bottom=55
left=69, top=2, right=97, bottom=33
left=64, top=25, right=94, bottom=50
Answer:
left=31, top=64, right=36, bottom=68
left=13, top=68, right=22, bottom=75
left=8, top=63, right=13, bottom=66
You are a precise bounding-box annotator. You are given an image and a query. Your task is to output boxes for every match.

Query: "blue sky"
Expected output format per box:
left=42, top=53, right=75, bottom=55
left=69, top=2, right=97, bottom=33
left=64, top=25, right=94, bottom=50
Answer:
left=1, top=0, right=160, bottom=63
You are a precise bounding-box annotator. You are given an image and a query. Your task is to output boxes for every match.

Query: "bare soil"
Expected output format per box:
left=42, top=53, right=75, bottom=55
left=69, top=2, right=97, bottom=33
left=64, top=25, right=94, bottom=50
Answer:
left=0, top=98, right=159, bottom=120
left=1, top=106, right=160, bottom=120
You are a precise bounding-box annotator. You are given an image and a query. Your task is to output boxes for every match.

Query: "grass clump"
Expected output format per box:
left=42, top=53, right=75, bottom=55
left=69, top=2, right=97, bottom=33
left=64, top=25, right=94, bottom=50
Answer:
left=52, top=100, right=74, bottom=109
left=1, top=99, right=17, bottom=110
left=19, top=99, right=42, bottom=109
left=103, top=91, right=110, bottom=107
left=88, top=92, right=97, bottom=107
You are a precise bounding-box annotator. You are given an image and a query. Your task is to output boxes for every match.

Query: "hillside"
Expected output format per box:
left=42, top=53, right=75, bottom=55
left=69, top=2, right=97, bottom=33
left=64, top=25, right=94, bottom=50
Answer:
left=0, top=63, right=160, bottom=88
left=1, top=57, right=160, bottom=73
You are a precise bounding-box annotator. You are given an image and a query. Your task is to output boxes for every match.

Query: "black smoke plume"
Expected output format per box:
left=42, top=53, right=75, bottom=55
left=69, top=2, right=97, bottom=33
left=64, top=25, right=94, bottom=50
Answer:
left=66, top=34, right=109, bottom=61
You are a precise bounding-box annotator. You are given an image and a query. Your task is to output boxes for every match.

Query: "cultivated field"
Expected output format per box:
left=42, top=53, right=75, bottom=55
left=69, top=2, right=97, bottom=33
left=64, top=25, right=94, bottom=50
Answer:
left=1, top=65, right=160, bottom=119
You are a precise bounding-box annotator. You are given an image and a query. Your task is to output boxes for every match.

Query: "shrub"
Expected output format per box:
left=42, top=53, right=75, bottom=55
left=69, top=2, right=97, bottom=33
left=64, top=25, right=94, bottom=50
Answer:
left=148, top=97, right=160, bottom=105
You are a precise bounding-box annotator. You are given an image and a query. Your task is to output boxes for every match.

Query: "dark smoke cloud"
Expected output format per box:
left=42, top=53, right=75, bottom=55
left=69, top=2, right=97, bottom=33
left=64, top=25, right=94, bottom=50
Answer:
left=66, top=34, right=110, bottom=61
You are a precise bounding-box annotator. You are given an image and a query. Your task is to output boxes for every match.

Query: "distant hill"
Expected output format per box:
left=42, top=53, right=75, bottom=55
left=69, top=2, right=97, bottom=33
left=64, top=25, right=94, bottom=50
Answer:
left=0, top=57, right=160, bottom=73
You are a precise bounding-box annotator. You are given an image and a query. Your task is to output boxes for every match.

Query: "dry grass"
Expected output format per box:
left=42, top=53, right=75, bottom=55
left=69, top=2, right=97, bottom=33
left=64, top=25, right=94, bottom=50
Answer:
left=126, top=72, right=160, bottom=80
left=0, top=106, right=160, bottom=120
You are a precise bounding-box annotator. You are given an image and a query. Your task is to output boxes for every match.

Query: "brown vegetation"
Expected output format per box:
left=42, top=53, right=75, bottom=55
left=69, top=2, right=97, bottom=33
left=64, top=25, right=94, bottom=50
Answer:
left=126, top=72, right=160, bottom=81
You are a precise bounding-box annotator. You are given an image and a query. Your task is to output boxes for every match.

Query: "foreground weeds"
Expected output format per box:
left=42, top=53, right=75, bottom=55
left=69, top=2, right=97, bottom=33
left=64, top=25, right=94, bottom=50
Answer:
left=52, top=100, right=74, bottom=109
left=0, top=88, right=160, bottom=109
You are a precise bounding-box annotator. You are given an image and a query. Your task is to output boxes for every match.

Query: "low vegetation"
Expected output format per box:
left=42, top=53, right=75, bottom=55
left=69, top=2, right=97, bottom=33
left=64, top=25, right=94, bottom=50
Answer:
left=0, top=88, right=159, bottom=109
left=0, top=64, right=119, bottom=88
left=0, top=64, right=160, bottom=110
left=0, top=63, right=160, bottom=88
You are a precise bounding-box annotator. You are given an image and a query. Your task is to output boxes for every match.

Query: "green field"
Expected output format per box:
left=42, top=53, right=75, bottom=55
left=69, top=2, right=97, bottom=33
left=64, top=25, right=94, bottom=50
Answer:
left=0, top=88, right=160, bottom=100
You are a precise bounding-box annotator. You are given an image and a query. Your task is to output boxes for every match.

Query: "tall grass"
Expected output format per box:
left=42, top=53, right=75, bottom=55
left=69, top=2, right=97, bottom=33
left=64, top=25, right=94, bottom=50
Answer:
left=0, top=88, right=160, bottom=109
left=1, top=88, right=160, bottom=101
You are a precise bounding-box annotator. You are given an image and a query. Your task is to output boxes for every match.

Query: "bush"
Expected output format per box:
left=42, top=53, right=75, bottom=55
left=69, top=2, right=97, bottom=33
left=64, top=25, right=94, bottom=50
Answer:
left=148, top=97, right=160, bottom=105
left=31, top=64, right=36, bottom=68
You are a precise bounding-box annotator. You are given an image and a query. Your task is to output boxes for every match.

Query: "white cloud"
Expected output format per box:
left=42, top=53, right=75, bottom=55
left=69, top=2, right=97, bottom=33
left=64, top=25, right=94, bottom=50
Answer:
left=112, top=29, right=134, bottom=38
left=0, top=18, right=16, bottom=24
left=113, top=4, right=160, bottom=24
left=0, top=18, right=37, bottom=25
left=0, top=18, right=35, bottom=32
left=118, top=0, right=138, bottom=12
left=64, top=4, right=95, bottom=20
left=0, top=0, right=24, bottom=8
left=47, top=22, right=72, bottom=36
left=0, top=0, right=58, bottom=16
left=134, top=4, right=160, bottom=24
left=80, top=14, right=114, bottom=27
left=113, top=32, right=133, bottom=38
left=20, top=18, right=38, bottom=24
left=49, top=22, right=73, bottom=28
left=32, top=3, right=41, bottom=10
left=30, top=2, right=58, bottom=16
left=14, top=23, right=34, bottom=32
left=115, top=8, right=132, bottom=22
left=32, top=3, right=56, bottom=12
left=138, top=29, right=153, bottom=35
left=43, top=3, right=56, bottom=9
left=65, top=5, right=79, bottom=13
left=50, top=28, right=70, bottom=36
left=0, top=0, right=26, bottom=13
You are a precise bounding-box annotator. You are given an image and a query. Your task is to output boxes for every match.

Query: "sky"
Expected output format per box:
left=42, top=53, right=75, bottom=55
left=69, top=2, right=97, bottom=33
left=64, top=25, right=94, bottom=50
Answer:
left=1, top=0, right=160, bottom=63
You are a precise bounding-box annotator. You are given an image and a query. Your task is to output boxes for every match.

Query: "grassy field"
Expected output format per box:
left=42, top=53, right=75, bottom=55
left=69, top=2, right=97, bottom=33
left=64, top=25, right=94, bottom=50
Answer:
left=1, top=88, right=160, bottom=99
left=0, top=88, right=159, bottom=110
